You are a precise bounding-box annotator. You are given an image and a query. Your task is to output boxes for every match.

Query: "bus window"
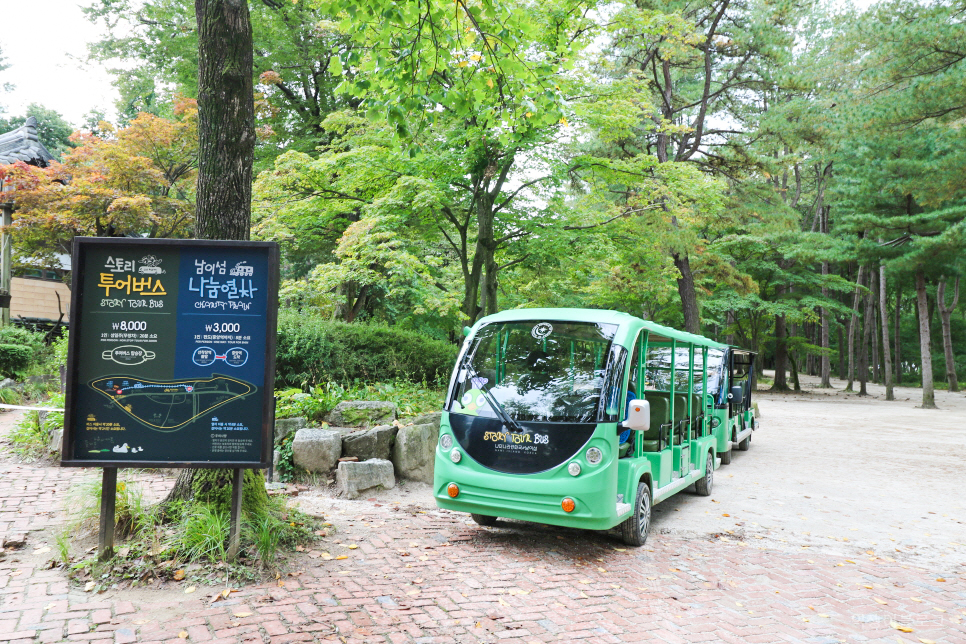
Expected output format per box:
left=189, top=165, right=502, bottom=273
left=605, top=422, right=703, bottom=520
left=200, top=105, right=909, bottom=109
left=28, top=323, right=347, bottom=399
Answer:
left=451, top=321, right=619, bottom=423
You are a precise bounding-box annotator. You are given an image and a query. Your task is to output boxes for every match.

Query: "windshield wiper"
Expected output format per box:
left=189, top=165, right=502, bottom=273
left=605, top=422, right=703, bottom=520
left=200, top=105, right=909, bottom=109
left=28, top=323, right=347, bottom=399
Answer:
left=459, top=352, right=526, bottom=433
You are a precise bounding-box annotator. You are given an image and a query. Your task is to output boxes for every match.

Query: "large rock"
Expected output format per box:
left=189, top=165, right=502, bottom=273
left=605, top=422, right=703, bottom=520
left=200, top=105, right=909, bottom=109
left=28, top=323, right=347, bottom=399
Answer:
left=391, top=422, right=438, bottom=484
left=325, top=401, right=397, bottom=429
left=410, top=412, right=442, bottom=430
left=292, top=428, right=342, bottom=473
left=342, top=424, right=398, bottom=461
left=275, top=416, right=307, bottom=442
left=48, top=427, right=63, bottom=454
left=336, top=458, right=395, bottom=499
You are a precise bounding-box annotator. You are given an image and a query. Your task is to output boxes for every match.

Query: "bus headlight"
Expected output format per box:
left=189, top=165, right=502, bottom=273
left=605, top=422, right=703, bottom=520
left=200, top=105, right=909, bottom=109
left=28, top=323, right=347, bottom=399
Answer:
left=440, top=434, right=453, bottom=450
left=585, top=447, right=602, bottom=465
left=451, top=449, right=462, bottom=463
left=568, top=462, right=581, bottom=476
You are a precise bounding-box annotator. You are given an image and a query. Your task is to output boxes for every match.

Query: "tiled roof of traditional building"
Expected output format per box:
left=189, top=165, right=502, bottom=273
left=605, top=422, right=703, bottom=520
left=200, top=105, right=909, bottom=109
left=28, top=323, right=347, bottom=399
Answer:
left=0, top=117, right=55, bottom=166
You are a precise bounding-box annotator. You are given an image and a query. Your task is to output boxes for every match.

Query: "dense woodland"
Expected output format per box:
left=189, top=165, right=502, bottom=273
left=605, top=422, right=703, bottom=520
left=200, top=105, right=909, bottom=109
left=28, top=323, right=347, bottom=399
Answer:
left=1, top=0, right=964, bottom=407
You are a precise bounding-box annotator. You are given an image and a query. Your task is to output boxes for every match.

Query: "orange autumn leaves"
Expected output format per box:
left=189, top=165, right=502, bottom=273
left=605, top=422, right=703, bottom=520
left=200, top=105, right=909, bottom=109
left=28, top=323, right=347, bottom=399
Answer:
left=3, top=99, right=198, bottom=270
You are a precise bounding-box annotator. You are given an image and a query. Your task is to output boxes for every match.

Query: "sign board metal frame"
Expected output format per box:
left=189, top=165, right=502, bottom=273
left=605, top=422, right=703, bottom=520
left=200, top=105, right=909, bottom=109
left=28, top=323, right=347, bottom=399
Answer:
left=61, top=237, right=279, bottom=470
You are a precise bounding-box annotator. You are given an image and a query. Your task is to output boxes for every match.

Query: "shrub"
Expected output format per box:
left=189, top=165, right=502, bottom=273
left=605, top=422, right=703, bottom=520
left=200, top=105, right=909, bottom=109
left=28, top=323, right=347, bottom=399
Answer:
left=0, top=344, right=33, bottom=378
left=275, top=312, right=457, bottom=387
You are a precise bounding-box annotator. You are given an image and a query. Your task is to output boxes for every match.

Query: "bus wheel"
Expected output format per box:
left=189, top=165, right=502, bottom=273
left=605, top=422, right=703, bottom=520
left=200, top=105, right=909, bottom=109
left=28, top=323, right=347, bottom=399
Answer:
left=694, top=451, right=714, bottom=496
left=621, top=482, right=651, bottom=547
left=471, top=514, right=498, bottom=527
left=719, top=449, right=732, bottom=464
left=738, top=433, right=751, bottom=451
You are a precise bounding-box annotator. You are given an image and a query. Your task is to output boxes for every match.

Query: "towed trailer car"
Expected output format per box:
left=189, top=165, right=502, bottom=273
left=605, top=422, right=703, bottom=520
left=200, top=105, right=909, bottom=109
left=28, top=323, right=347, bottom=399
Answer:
left=434, top=308, right=757, bottom=546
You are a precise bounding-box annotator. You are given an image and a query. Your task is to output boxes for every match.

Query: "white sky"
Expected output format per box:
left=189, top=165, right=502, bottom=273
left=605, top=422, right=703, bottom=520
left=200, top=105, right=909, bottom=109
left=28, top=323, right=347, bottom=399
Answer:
left=0, top=0, right=119, bottom=126
left=0, top=0, right=879, bottom=130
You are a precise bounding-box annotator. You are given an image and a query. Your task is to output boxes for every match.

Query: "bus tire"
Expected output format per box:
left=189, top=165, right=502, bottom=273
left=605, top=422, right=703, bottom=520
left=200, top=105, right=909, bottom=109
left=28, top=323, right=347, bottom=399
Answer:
left=694, top=451, right=714, bottom=496
left=719, top=449, right=732, bottom=464
left=621, top=482, right=651, bottom=547
left=471, top=514, right=498, bottom=527
left=738, top=434, right=751, bottom=451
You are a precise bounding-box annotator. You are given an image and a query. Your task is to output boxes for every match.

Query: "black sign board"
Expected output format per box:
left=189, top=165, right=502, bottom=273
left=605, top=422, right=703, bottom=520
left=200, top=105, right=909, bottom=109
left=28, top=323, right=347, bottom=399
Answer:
left=61, top=238, right=279, bottom=468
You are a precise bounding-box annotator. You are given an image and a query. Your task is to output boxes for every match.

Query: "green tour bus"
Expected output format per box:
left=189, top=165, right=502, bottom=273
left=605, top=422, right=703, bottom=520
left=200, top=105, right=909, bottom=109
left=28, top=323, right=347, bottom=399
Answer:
left=433, top=308, right=757, bottom=546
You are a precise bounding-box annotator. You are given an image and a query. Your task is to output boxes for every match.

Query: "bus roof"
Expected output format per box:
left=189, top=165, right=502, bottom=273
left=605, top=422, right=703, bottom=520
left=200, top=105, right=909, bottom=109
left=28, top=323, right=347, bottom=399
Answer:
left=474, top=308, right=730, bottom=350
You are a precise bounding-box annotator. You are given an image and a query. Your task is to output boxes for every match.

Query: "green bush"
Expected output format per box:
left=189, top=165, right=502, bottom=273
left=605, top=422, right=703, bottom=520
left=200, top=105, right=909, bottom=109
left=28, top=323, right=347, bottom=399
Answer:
left=275, top=311, right=457, bottom=387
left=0, top=344, right=33, bottom=378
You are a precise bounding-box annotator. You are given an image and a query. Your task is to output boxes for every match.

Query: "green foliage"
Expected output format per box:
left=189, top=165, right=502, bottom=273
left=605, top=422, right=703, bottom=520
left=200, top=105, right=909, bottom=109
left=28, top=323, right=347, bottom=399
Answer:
left=180, top=505, right=231, bottom=563
left=0, top=326, right=46, bottom=378
left=275, top=311, right=457, bottom=387
left=0, top=345, right=32, bottom=379
left=0, top=104, right=76, bottom=159
left=273, top=431, right=302, bottom=483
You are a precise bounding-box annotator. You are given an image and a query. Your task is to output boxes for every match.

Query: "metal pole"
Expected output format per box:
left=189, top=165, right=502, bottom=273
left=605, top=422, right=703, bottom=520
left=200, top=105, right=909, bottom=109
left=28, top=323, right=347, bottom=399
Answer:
left=228, top=468, right=244, bottom=561
left=98, top=468, right=117, bottom=561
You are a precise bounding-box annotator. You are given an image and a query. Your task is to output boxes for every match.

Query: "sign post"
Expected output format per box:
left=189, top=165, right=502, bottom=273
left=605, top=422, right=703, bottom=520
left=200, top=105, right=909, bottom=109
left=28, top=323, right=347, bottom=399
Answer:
left=61, top=238, right=279, bottom=560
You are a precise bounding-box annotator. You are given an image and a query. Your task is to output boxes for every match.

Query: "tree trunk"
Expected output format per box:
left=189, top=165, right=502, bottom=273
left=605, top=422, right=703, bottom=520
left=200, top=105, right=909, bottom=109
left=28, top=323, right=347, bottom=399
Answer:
left=771, top=286, right=789, bottom=391
left=878, top=262, right=894, bottom=400
left=820, top=266, right=832, bottom=387
left=194, top=0, right=256, bottom=240
left=672, top=252, right=700, bottom=334
left=164, top=0, right=269, bottom=513
left=937, top=277, right=960, bottom=392
left=915, top=270, right=937, bottom=408
left=894, top=282, right=902, bottom=385
left=871, top=268, right=880, bottom=383
left=837, top=323, right=846, bottom=380
left=788, top=352, right=801, bottom=392
left=846, top=266, right=865, bottom=392
left=859, top=280, right=872, bottom=396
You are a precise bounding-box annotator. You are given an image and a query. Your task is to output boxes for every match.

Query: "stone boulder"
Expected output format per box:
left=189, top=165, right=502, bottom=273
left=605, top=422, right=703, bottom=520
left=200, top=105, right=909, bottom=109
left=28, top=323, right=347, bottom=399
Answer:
left=325, top=401, right=397, bottom=429
left=391, top=422, right=438, bottom=484
left=292, top=428, right=342, bottom=473
left=275, top=416, right=308, bottom=442
left=48, top=427, right=63, bottom=454
left=342, top=424, right=398, bottom=461
left=336, top=458, right=395, bottom=499
left=410, top=412, right=442, bottom=431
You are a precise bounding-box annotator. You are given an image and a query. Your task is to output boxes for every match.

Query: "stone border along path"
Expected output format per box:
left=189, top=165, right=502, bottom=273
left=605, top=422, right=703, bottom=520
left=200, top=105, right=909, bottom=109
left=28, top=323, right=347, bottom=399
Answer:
left=0, top=411, right=964, bottom=643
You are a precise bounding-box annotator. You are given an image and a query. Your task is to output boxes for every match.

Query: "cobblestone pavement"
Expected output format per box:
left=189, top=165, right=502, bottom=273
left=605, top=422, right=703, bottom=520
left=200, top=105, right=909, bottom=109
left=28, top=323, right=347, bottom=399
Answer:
left=1, top=411, right=965, bottom=644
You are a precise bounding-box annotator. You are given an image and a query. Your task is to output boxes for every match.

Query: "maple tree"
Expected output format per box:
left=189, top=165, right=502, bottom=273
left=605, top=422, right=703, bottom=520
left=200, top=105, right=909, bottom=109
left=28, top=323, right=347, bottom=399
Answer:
left=3, top=100, right=198, bottom=272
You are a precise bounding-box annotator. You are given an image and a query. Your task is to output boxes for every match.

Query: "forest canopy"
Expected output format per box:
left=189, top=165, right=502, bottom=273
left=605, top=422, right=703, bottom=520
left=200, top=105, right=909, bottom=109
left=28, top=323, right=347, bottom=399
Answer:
left=3, top=0, right=963, bottom=406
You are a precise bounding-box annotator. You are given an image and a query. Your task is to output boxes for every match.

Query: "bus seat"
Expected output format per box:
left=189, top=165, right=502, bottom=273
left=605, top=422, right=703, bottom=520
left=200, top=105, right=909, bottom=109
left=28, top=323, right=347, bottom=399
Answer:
left=640, top=394, right=669, bottom=452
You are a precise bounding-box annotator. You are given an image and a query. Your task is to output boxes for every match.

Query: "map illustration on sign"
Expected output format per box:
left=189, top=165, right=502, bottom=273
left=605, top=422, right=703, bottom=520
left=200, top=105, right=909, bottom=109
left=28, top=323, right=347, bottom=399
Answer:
left=88, top=374, right=255, bottom=431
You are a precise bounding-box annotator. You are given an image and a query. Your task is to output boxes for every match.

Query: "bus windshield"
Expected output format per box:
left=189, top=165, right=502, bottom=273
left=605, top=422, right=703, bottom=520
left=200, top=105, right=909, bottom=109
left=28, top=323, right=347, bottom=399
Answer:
left=451, top=321, right=619, bottom=423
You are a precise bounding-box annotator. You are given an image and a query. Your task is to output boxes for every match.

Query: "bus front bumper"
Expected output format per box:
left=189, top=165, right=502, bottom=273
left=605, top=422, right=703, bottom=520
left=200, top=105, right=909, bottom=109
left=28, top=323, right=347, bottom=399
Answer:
left=433, top=457, right=624, bottom=531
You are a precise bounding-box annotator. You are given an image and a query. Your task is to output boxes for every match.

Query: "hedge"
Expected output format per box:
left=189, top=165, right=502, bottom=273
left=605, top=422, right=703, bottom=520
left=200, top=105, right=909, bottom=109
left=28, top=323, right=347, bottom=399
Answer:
left=274, top=312, right=458, bottom=388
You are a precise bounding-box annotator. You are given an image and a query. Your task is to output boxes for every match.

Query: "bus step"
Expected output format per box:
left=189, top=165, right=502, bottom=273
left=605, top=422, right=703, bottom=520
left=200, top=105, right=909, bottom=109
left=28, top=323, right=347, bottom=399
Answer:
left=617, top=502, right=632, bottom=516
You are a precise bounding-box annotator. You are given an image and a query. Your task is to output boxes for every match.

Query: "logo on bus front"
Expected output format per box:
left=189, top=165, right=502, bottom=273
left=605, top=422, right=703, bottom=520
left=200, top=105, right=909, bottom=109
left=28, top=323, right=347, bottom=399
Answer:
left=531, top=322, right=553, bottom=339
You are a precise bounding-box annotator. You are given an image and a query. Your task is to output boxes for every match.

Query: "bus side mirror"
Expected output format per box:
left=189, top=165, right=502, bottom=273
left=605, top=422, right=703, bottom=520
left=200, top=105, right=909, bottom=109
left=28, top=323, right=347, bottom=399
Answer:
left=728, top=385, right=743, bottom=404
left=462, top=326, right=472, bottom=337
left=625, top=399, right=650, bottom=431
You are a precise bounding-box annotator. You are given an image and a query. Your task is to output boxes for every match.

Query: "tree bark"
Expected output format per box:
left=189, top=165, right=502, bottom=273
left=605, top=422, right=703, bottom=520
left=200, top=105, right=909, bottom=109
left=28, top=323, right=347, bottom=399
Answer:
left=878, top=262, right=894, bottom=400
left=820, top=261, right=832, bottom=387
left=771, top=285, right=789, bottom=392
left=194, top=0, right=256, bottom=240
left=915, top=270, right=937, bottom=408
left=937, top=277, right=960, bottom=392
left=894, top=281, right=902, bottom=385
left=846, top=266, right=865, bottom=392
left=871, top=267, right=880, bottom=383
left=859, top=280, right=872, bottom=396
left=164, top=0, right=268, bottom=513
left=838, top=323, right=846, bottom=380
left=673, top=252, right=700, bottom=334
